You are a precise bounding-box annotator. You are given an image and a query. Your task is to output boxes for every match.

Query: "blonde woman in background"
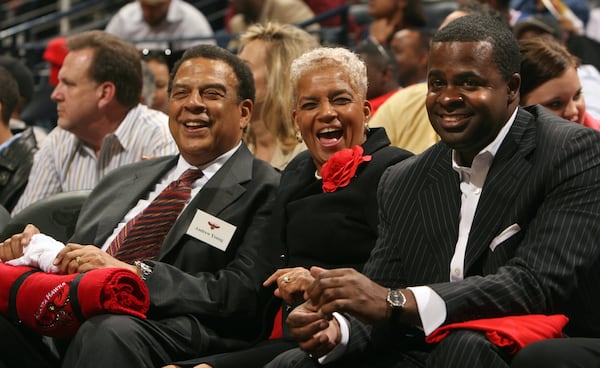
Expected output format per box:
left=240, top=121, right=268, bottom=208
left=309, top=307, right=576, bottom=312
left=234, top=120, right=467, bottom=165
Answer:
left=238, top=22, right=318, bottom=170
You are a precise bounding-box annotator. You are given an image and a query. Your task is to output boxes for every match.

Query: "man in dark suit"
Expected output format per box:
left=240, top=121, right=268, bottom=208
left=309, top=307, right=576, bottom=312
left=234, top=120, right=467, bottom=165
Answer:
left=268, top=15, right=600, bottom=368
left=0, top=45, right=280, bottom=367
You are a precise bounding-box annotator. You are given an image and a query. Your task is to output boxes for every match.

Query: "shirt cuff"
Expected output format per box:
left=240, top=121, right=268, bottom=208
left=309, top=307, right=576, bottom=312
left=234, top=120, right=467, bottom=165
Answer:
left=318, top=312, right=349, bottom=364
left=407, top=286, right=447, bottom=335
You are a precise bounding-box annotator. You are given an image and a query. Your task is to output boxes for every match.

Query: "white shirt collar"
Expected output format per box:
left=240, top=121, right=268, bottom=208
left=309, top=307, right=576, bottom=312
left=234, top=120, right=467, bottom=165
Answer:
left=174, top=141, right=242, bottom=182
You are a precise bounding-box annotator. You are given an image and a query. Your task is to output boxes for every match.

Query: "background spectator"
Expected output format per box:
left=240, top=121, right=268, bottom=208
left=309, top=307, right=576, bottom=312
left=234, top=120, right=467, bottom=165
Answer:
left=227, top=0, right=318, bottom=51
left=12, top=30, right=176, bottom=214
left=237, top=22, right=318, bottom=170
left=519, top=37, right=600, bottom=129
left=105, top=0, right=215, bottom=53
left=141, top=51, right=170, bottom=114
left=368, top=82, right=438, bottom=153
left=140, top=60, right=156, bottom=107
left=0, top=56, right=34, bottom=132
left=354, top=39, right=400, bottom=114
left=0, top=55, right=47, bottom=146
left=513, top=14, right=600, bottom=118
left=0, top=66, right=38, bottom=212
left=365, top=0, right=426, bottom=45
left=389, top=27, right=431, bottom=86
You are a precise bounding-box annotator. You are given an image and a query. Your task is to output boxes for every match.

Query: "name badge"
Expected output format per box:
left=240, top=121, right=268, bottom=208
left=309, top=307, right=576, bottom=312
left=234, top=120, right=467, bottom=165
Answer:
left=186, top=210, right=236, bottom=251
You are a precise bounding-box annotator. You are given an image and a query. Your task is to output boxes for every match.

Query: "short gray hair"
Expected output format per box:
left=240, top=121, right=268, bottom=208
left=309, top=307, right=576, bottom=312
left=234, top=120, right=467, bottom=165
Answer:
left=290, top=47, right=367, bottom=104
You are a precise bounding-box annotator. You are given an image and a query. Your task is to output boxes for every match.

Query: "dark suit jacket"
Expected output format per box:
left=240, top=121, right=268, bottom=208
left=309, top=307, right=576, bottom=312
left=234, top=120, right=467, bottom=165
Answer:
left=70, top=144, right=281, bottom=352
left=270, top=128, right=413, bottom=271
left=348, top=106, right=600, bottom=356
left=0, top=128, right=37, bottom=212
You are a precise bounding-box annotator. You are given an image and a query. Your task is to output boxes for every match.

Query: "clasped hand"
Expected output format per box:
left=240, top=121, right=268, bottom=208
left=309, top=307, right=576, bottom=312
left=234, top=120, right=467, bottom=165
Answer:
left=284, top=266, right=390, bottom=358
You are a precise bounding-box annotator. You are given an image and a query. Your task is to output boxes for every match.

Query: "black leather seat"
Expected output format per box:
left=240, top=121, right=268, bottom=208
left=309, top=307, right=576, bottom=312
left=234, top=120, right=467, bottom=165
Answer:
left=1, top=190, right=91, bottom=243
left=0, top=205, right=10, bottom=235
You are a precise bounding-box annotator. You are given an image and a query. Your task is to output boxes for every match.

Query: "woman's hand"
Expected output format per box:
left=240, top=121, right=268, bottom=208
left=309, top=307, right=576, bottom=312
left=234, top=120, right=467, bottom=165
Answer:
left=264, top=267, right=315, bottom=305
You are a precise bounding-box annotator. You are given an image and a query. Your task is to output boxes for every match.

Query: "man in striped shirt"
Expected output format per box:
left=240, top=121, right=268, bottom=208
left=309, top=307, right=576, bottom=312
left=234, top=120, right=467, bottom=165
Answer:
left=12, top=30, right=177, bottom=215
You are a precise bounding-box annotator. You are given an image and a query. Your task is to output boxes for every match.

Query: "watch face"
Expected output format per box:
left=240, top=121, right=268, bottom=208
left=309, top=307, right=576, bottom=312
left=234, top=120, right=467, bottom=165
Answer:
left=388, top=289, right=406, bottom=308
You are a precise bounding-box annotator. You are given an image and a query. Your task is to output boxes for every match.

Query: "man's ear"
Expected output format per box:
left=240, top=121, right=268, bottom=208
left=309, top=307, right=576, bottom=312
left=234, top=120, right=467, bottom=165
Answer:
left=507, top=73, right=521, bottom=104
left=97, top=82, right=116, bottom=108
left=239, top=99, right=253, bottom=130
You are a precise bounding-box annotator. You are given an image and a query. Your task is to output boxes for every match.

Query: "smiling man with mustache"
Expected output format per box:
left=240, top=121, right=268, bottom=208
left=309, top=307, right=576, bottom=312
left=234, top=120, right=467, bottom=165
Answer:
left=0, top=44, right=280, bottom=368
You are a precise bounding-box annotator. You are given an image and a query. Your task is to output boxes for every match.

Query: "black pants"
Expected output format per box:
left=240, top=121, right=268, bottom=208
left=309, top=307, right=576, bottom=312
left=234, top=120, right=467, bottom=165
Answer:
left=1, top=313, right=241, bottom=368
left=170, top=338, right=298, bottom=368
left=264, top=330, right=510, bottom=368
left=0, top=315, right=59, bottom=368
left=511, top=338, right=600, bottom=368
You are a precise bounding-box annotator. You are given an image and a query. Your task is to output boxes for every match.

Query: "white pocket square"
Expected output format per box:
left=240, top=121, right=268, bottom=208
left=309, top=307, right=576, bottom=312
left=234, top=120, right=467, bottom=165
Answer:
left=489, top=224, right=521, bottom=251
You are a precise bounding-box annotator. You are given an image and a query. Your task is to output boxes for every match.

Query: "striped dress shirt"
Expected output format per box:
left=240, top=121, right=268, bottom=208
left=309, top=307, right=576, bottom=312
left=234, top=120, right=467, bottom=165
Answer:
left=12, top=104, right=177, bottom=214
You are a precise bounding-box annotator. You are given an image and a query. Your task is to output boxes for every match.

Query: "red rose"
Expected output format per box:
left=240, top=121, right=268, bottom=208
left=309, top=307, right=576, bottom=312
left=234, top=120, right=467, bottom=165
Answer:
left=321, top=145, right=372, bottom=193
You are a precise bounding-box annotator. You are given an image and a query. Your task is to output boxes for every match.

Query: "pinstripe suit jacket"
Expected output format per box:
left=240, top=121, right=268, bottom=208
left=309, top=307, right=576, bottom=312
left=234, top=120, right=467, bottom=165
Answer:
left=349, top=105, right=600, bottom=355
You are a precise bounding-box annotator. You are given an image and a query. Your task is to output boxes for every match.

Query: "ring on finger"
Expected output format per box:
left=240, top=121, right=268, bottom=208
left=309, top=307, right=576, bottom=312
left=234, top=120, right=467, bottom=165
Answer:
left=282, top=275, right=291, bottom=283
left=75, top=256, right=81, bottom=265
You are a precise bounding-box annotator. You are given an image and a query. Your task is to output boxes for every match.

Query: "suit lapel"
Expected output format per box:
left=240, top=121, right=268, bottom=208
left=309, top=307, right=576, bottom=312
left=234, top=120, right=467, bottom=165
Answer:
left=158, top=145, right=254, bottom=259
left=465, top=109, right=536, bottom=270
left=94, top=157, right=178, bottom=245
left=420, top=145, right=462, bottom=275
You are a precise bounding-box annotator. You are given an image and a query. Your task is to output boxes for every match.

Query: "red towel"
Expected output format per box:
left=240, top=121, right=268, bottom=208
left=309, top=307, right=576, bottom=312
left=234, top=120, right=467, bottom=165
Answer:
left=0, top=264, right=150, bottom=338
left=426, top=314, right=569, bottom=355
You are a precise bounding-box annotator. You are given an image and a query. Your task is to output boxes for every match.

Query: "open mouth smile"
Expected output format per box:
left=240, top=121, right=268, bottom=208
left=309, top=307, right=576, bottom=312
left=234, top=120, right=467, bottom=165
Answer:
left=316, top=127, right=344, bottom=148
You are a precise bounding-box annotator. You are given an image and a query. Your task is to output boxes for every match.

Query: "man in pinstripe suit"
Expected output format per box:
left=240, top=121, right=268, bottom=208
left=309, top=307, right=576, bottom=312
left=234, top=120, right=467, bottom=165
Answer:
left=267, top=15, right=600, bottom=368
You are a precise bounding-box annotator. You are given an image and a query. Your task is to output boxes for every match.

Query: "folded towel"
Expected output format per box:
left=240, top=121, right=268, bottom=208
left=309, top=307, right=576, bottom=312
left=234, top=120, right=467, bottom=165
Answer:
left=426, top=314, right=569, bottom=355
left=0, top=264, right=150, bottom=338
left=5, top=234, right=64, bottom=273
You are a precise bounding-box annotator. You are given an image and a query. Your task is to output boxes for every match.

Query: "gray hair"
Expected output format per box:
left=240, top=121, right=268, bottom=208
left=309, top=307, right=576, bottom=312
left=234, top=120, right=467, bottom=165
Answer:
left=290, top=47, right=367, bottom=104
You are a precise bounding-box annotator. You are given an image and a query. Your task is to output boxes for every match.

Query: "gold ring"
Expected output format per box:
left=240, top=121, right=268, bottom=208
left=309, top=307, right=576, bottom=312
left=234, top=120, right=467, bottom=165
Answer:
left=75, top=256, right=81, bottom=265
left=282, top=275, right=291, bottom=283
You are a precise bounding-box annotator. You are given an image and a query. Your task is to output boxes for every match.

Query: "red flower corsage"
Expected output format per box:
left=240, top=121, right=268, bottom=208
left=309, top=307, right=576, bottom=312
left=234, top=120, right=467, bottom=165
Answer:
left=321, top=145, right=372, bottom=193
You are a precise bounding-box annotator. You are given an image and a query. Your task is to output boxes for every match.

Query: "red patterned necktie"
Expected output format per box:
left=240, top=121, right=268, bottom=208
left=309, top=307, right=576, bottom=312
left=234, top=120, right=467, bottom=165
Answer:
left=107, top=168, right=204, bottom=263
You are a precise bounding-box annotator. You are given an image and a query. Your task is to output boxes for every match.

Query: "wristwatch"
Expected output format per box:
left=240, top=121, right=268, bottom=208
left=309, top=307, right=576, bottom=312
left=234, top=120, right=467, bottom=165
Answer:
left=386, top=288, right=406, bottom=312
left=134, top=260, right=153, bottom=281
